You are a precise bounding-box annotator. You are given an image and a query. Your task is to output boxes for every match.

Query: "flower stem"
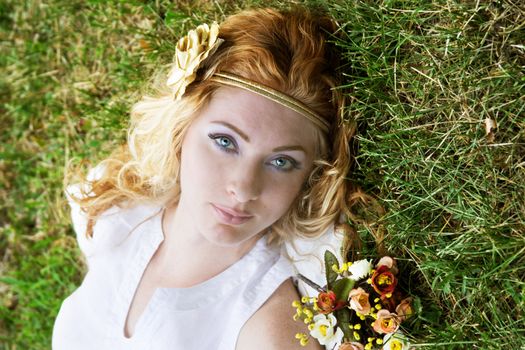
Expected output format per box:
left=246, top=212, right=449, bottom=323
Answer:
left=296, top=273, right=325, bottom=293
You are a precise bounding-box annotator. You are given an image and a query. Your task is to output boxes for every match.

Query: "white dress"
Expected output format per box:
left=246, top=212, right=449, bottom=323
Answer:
left=53, top=164, right=344, bottom=349
left=52, top=195, right=295, bottom=350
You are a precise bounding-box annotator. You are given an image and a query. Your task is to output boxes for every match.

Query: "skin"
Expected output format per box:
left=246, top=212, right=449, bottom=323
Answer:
left=177, top=86, right=318, bottom=249
left=124, top=86, right=322, bottom=349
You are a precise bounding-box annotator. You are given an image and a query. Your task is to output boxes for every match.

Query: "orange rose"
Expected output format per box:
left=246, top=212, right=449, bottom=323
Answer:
left=339, top=342, right=365, bottom=350
left=372, top=309, right=400, bottom=334
left=395, top=297, right=413, bottom=322
left=348, top=287, right=372, bottom=315
left=316, top=290, right=345, bottom=314
left=370, top=265, right=397, bottom=296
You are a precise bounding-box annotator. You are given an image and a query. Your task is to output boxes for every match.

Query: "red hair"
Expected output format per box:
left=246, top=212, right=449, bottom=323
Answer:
left=68, top=7, right=382, bottom=248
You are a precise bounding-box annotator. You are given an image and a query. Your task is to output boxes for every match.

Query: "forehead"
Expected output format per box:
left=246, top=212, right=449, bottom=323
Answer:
left=196, top=86, right=320, bottom=150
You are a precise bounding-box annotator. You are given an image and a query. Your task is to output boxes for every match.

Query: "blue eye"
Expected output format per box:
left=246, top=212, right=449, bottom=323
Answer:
left=208, top=134, right=237, bottom=153
left=270, top=157, right=298, bottom=172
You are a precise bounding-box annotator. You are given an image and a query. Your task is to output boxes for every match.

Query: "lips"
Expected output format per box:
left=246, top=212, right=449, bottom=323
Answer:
left=211, top=204, right=253, bottom=225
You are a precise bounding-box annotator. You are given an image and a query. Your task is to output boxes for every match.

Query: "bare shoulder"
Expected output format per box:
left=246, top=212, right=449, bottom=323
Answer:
left=236, top=278, right=323, bottom=350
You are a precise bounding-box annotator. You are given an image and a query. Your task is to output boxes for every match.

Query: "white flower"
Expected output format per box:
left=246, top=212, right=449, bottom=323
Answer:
left=167, top=22, right=223, bottom=100
left=309, top=314, right=344, bottom=349
left=347, top=259, right=373, bottom=281
left=382, top=331, right=410, bottom=350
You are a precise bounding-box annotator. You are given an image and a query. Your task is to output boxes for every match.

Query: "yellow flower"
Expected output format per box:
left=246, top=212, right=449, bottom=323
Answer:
left=167, top=22, right=223, bottom=100
left=295, top=332, right=309, bottom=347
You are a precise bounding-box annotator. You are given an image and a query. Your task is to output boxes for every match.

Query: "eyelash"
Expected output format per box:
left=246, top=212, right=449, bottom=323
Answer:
left=207, top=133, right=301, bottom=172
left=208, top=133, right=237, bottom=154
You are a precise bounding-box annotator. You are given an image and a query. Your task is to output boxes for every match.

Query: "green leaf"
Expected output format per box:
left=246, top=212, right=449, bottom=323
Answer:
left=324, top=250, right=339, bottom=289
left=332, top=278, right=355, bottom=302
left=413, top=296, right=422, bottom=314
left=334, top=308, right=352, bottom=342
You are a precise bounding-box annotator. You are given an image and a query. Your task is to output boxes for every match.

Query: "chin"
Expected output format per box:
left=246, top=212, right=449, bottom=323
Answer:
left=204, top=224, right=258, bottom=248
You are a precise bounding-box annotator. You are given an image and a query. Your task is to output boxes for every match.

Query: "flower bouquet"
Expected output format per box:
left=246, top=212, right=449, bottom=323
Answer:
left=293, top=251, right=413, bottom=350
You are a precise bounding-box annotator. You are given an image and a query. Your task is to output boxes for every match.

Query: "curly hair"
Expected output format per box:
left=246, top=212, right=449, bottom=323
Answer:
left=67, top=6, right=381, bottom=248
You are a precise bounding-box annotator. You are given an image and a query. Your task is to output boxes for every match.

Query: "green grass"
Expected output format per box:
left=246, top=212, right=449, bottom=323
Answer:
left=1, top=0, right=524, bottom=349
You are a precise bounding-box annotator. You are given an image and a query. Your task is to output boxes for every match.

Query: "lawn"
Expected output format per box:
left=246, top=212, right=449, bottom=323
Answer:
left=1, top=0, right=524, bottom=349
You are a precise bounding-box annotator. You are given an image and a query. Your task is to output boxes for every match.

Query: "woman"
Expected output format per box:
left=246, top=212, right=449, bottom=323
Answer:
left=53, top=6, right=360, bottom=349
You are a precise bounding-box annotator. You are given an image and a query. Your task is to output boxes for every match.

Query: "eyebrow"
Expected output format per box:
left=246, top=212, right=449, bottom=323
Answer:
left=210, top=121, right=306, bottom=153
left=211, top=121, right=250, bottom=142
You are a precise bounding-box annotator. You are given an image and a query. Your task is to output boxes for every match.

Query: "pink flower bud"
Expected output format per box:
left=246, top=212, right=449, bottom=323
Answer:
left=348, top=287, right=371, bottom=315
left=339, top=342, right=365, bottom=350
left=372, top=309, right=400, bottom=334
left=376, top=256, right=398, bottom=274
left=395, top=297, right=413, bottom=322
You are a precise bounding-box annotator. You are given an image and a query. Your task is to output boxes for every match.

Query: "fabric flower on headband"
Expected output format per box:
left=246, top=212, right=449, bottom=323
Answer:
left=167, top=22, right=223, bottom=100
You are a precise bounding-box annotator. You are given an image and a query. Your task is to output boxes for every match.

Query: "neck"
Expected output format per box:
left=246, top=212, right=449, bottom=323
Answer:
left=153, top=201, right=261, bottom=288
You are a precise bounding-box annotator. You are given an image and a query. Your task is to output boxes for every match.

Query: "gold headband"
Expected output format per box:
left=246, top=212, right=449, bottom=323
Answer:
left=209, top=72, right=330, bottom=133
left=166, top=22, right=329, bottom=132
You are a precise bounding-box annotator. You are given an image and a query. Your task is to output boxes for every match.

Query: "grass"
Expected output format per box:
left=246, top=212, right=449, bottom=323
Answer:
left=1, top=0, right=524, bottom=349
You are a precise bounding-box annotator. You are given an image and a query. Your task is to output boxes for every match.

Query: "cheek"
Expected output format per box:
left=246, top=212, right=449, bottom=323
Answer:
left=180, top=135, right=223, bottom=197
left=180, top=138, right=205, bottom=194
left=263, top=176, right=305, bottom=216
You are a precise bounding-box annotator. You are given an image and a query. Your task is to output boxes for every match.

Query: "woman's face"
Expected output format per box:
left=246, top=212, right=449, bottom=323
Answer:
left=178, top=86, right=319, bottom=247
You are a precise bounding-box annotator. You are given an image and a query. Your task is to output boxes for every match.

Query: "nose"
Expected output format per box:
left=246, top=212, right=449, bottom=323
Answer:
left=226, top=161, right=262, bottom=203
